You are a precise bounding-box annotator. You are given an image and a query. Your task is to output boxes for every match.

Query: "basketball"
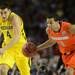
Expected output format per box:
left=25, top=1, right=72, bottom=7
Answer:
left=22, top=42, right=37, bottom=57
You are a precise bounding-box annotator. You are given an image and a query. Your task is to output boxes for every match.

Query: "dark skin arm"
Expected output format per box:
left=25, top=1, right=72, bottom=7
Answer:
left=37, top=39, right=56, bottom=51
left=37, top=18, right=56, bottom=51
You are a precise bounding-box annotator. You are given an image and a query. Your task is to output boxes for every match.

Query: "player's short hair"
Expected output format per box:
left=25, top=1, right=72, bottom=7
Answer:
left=0, top=2, right=10, bottom=9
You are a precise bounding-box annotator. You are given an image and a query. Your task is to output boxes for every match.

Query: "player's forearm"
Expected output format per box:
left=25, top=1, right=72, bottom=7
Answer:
left=37, top=39, right=56, bottom=51
left=1, top=35, right=20, bottom=52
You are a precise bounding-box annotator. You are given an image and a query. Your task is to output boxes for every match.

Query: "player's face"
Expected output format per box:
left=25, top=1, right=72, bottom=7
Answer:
left=0, top=8, right=11, bottom=21
left=47, top=18, right=60, bottom=32
left=49, top=21, right=60, bottom=32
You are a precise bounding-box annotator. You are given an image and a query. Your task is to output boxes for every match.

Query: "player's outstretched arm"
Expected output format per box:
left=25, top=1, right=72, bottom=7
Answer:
left=37, top=18, right=56, bottom=51
left=37, top=39, right=56, bottom=51
left=22, top=39, right=56, bottom=57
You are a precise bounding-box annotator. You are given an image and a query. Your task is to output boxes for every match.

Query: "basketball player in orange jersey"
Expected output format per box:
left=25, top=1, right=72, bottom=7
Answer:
left=37, top=18, right=75, bottom=75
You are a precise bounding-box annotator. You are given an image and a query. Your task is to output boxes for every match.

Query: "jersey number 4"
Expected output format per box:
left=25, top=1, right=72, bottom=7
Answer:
left=7, top=31, right=12, bottom=38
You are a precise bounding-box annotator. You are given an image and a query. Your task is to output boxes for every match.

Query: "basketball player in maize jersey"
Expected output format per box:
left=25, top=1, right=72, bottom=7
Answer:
left=0, top=4, right=31, bottom=75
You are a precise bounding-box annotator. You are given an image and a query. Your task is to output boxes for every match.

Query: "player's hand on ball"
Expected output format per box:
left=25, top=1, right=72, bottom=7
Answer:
left=22, top=42, right=37, bottom=57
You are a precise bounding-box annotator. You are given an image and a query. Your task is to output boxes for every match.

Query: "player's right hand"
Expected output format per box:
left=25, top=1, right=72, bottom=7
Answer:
left=22, top=42, right=37, bottom=57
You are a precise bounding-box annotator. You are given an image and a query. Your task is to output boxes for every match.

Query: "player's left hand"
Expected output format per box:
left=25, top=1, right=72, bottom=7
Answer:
left=22, top=42, right=37, bottom=57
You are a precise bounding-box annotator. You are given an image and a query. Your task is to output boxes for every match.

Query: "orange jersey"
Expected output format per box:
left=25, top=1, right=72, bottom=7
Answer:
left=47, top=22, right=75, bottom=54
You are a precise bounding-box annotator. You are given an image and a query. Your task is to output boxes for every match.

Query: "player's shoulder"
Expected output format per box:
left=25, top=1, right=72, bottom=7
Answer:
left=10, top=12, right=19, bottom=17
left=10, top=12, right=20, bottom=19
left=9, top=12, right=23, bottom=22
left=61, top=21, right=71, bottom=31
left=62, top=21, right=71, bottom=26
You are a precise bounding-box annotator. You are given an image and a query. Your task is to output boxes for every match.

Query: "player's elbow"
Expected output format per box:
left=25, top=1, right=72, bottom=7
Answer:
left=14, top=34, right=20, bottom=42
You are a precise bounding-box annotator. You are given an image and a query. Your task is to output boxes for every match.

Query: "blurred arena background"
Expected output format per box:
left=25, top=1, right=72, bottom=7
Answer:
left=0, top=0, right=75, bottom=75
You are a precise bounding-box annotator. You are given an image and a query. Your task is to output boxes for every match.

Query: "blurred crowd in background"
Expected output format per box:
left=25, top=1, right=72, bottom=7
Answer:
left=0, top=0, right=75, bottom=75
left=1, top=0, right=75, bottom=42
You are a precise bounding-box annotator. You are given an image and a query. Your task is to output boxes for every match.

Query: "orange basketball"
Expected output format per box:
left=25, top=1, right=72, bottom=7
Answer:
left=22, top=42, right=37, bottom=57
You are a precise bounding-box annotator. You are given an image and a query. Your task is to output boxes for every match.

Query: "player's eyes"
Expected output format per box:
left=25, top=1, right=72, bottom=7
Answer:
left=0, top=12, right=3, bottom=15
left=4, top=11, right=7, bottom=14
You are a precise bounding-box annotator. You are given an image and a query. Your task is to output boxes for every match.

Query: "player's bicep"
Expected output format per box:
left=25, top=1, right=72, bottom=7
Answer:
left=11, top=16, right=21, bottom=36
